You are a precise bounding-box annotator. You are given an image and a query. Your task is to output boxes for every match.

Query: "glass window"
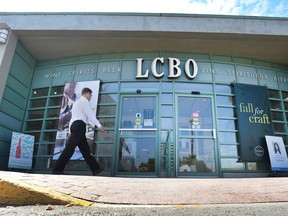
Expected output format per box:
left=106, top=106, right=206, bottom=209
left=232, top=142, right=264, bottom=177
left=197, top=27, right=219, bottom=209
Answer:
left=221, top=158, right=244, bottom=170
left=120, top=96, right=156, bottom=128
left=271, top=111, right=284, bottom=121
left=220, top=145, right=238, bottom=156
left=26, top=121, right=43, bottom=131
left=42, top=132, right=57, bottom=142
left=98, top=105, right=116, bottom=115
left=48, top=97, right=62, bottom=106
left=161, top=93, right=173, bottom=104
left=282, top=91, right=288, bottom=101
left=118, top=138, right=155, bottom=172
left=37, top=144, right=55, bottom=155
left=283, top=102, right=288, bottom=110
left=98, top=94, right=117, bottom=103
left=27, top=109, right=45, bottom=119
left=268, top=89, right=280, bottom=99
left=28, top=132, right=41, bottom=143
left=216, top=95, right=234, bottom=106
left=178, top=138, right=216, bottom=173
left=217, top=107, right=235, bottom=118
left=101, top=83, right=119, bottom=92
left=161, top=105, right=173, bottom=117
left=50, top=86, right=64, bottom=96
left=46, top=108, right=61, bottom=118
left=120, top=82, right=160, bottom=91
left=214, top=85, right=233, bottom=94
left=218, top=119, right=236, bottom=130
left=161, top=82, right=173, bottom=91
left=45, top=120, right=59, bottom=130
left=218, top=132, right=237, bottom=143
left=178, top=96, right=213, bottom=129
left=98, top=117, right=116, bottom=128
left=174, top=83, right=213, bottom=92
left=30, top=98, right=47, bottom=108
left=97, top=130, right=115, bottom=142
left=96, top=144, right=114, bottom=155
left=273, top=123, right=286, bottom=133
left=161, top=118, right=173, bottom=130
left=270, top=100, right=282, bottom=110
left=31, top=88, right=49, bottom=97
left=97, top=157, right=113, bottom=171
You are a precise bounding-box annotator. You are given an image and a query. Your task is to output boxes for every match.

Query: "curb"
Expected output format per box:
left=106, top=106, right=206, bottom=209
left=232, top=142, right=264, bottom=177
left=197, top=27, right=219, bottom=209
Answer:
left=0, top=179, right=93, bottom=206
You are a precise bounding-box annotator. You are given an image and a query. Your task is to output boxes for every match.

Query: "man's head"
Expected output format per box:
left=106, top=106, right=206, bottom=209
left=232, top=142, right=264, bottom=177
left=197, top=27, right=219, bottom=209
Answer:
left=82, top=87, right=92, bottom=101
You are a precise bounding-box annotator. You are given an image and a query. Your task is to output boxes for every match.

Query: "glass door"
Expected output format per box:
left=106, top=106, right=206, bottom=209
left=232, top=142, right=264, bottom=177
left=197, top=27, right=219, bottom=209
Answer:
left=117, top=95, right=158, bottom=176
left=176, top=95, right=218, bottom=177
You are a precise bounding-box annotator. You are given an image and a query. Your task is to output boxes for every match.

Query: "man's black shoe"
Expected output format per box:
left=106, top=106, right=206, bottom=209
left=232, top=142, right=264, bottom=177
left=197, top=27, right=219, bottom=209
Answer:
left=93, top=167, right=104, bottom=176
left=52, top=171, right=70, bottom=175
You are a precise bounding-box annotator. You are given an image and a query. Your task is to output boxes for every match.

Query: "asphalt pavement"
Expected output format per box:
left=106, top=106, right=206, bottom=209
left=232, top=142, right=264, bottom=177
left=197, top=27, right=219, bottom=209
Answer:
left=1, top=171, right=288, bottom=206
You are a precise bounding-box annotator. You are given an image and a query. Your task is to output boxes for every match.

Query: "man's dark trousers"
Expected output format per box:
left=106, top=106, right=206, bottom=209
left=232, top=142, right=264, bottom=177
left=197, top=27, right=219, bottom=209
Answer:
left=53, top=120, right=100, bottom=172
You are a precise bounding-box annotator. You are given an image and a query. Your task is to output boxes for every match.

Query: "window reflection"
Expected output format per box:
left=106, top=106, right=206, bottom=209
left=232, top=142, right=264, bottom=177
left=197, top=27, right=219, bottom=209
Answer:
left=118, top=138, right=155, bottom=172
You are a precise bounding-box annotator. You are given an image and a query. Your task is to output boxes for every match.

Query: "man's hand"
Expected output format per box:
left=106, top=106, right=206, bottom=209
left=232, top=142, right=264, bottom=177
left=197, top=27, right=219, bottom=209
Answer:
left=66, top=132, right=71, bottom=140
left=100, top=126, right=104, bottom=134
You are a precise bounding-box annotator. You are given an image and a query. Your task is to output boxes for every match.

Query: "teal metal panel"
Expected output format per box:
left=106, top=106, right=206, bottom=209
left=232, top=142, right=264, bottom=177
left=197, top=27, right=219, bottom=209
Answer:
left=79, top=54, right=100, bottom=62
left=6, top=76, right=28, bottom=98
left=233, top=57, right=253, bottom=65
left=235, top=65, right=258, bottom=85
left=123, top=52, right=160, bottom=59
left=175, top=52, right=210, bottom=61
left=0, top=112, right=21, bottom=131
left=31, top=68, right=53, bottom=88
left=2, top=87, right=25, bottom=109
left=97, top=61, right=121, bottom=81
left=254, top=60, right=272, bottom=68
left=15, top=43, right=35, bottom=68
left=0, top=99, right=23, bottom=120
left=211, top=55, right=232, bottom=62
left=36, top=59, right=61, bottom=68
left=276, top=71, right=288, bottom=91
left=195, top=62, right=213, bottom=82
left=9, top=54, right=33, bottom=87
left=213, top=63, right=236, bottom=83
left=258, top=68, right=278, bottom=89
left=72, top=63, right=97, bottom=82
left=100, top=52, right=122, bottom=60
left=52, top=64, right=76, bottom=85
left=58, top=57, right=78, bottom=64
left=121, top=60, right=137, bottom=80
left=0, top=125, right=14, bottom=141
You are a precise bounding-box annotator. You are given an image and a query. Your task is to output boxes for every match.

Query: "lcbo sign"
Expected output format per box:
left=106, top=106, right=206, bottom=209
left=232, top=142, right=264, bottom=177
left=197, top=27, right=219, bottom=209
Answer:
left=136, top=57, right=198, bottom=79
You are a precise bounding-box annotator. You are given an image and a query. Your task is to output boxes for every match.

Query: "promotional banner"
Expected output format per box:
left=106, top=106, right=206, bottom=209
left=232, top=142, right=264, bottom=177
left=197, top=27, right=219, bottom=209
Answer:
left=8, top=132, right=35, bottom=169
left=234, top=83, right=274, bottom=162
left=53, top=80, right=100, bottom=160
left=265, top=135, right=288, bottom=171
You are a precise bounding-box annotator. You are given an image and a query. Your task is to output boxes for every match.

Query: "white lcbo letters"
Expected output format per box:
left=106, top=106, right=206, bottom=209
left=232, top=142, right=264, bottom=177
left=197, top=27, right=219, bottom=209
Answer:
left=136, top=57, right=198, bottom=79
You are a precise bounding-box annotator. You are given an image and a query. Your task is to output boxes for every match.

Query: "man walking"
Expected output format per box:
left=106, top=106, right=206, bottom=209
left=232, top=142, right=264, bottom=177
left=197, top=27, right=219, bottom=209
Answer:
left=53, top=87, right=104, bottom=175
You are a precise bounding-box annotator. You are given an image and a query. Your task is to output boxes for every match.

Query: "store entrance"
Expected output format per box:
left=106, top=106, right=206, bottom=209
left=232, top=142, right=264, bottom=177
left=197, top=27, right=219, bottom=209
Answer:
left=116, top=94, right=158, bottom=176
left=176, top=95, right=218, bottom=177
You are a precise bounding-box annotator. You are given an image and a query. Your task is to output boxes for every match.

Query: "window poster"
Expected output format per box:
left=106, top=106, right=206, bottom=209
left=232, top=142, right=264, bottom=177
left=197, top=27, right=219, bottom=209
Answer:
left=265, top=135, right=288, bottom=172
left=53, top=80, right=100, bottom=160
left=234, top=83, right=274, bottom=162
left=8, top=132, right=35, bottom=170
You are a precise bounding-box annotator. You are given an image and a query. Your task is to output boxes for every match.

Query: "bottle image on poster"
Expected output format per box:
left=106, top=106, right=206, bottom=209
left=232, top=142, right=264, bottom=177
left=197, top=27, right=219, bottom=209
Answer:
left=8, top=132, right=35, bottom=170
left=15, top=137, right=22, bottom=158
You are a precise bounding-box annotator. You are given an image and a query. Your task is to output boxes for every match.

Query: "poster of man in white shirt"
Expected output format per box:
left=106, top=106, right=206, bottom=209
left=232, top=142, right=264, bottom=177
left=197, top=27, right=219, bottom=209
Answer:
left=265, top=135, right=288, bottom=172
left=53, top=80, right=100, bottom=160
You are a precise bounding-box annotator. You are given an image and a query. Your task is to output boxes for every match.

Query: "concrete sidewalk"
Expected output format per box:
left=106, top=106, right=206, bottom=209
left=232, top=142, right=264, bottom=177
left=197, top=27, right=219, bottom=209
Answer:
left=1, top=171, right=288, bottom=206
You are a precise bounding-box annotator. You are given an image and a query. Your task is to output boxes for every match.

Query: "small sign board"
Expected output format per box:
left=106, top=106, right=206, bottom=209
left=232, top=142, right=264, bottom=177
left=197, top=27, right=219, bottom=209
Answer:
left=8, top=132, right=35, bottom=170
left=265, top=135, right=288, bottom=172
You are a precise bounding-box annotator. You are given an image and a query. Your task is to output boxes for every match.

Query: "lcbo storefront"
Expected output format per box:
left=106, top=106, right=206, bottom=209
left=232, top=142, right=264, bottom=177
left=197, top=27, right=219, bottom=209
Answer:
left=16, top=51, right=288, bottom=177
left=0, top=13, right=288, bottom=178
